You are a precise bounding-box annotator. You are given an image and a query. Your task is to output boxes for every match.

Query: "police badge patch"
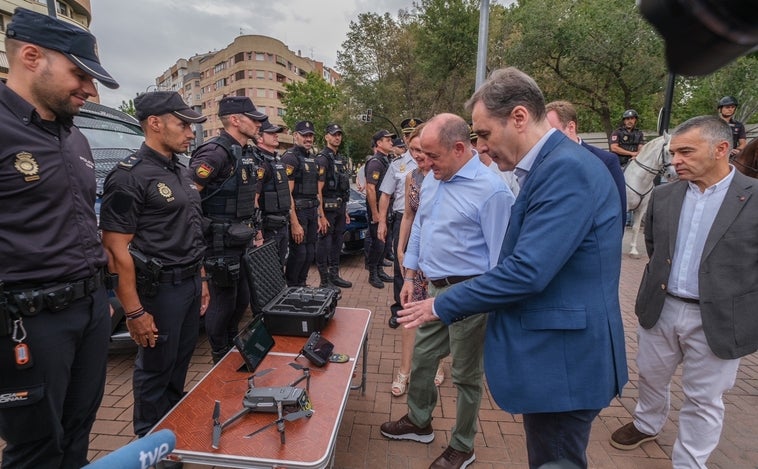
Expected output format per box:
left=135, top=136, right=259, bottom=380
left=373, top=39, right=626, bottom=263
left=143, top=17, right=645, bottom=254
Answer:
left=318, top=166, right=325, bottom=176
left=257, top=167, right=265, bottom=180
left=14, top=152, right=40, bottom=182
left=157, top=182, right=175, bottom=202
left=371, top=171, right=380, bottom=181
left=285, top=165, right=294, bottom=176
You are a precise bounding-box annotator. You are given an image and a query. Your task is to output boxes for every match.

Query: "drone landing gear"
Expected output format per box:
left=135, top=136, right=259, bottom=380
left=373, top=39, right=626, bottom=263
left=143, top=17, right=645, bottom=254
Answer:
left=244, top=400, right=313, bottom=444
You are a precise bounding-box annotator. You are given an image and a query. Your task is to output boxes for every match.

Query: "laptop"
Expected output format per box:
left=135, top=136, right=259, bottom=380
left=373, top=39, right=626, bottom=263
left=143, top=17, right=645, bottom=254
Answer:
left=232, top=315, right=275, bottom=373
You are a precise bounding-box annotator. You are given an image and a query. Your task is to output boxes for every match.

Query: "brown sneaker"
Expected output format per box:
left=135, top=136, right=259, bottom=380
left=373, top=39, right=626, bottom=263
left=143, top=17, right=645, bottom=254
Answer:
left=610, top=422, right=658, bottom=450
left=380, top=414, right=434, bottom=443
left=430, top=446, right=475, bottom=469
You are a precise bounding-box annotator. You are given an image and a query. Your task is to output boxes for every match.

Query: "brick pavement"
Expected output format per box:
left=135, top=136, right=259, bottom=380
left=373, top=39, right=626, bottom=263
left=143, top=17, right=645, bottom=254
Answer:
left=2, top=230, right=757, bottom=468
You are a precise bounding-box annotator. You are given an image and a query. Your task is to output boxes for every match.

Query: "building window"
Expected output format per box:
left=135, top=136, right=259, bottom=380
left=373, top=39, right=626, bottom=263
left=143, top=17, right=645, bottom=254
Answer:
left=235, top=70, right=245, bottom=81
left=235, top=89, right=246, bottom=97
left=256, top=70, right=265, bottom=79
left=194, top=80, right=200, bottom=87
left=214, top=78, right=227, bottom=90
left=234, top=52, right=244, bottom=63
left=268, top=71, right=274, bottom=80
left=214, top=62, right=226, bottom=73
left=56, top=1, right=69, bottom=17
left=255, top=89, right=266, bottom=98
left=0, top=15, right=5, bottom=32
left=256, top=52, right=265, bottom=61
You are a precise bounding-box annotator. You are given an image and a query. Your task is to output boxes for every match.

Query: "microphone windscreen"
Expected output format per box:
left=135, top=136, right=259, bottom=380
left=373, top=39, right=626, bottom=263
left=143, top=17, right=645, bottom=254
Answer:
left=83, top=429, right=177, bottom=469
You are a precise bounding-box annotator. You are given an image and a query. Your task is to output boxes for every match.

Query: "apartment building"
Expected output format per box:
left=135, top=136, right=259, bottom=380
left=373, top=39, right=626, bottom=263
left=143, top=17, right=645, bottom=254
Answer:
left=0, top=0, right=92, bottom=81
left=156, top=34, right=340, bottom=145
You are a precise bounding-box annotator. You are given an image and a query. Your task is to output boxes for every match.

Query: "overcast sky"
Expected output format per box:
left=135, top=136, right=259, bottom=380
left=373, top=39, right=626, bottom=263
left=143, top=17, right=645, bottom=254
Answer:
left=88, top=0, right=416, bottom=108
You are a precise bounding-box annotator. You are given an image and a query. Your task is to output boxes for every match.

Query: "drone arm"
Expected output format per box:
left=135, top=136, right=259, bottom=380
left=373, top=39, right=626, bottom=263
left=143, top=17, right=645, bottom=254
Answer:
left=221, top=407, right=251, bottom=429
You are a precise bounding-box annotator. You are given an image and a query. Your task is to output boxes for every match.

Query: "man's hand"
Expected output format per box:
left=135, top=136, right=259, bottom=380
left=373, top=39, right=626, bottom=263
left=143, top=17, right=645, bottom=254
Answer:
left=377, top=221, right=387, bottom=242
left=291, top=223, right=304, bottom=244
left=398, top=298, right=439, bottom=329
left=127, top=312, right=159, bottom=348
left=200, top=280, right=210, bottom=316
left=317, top=215, right=329, bottom=234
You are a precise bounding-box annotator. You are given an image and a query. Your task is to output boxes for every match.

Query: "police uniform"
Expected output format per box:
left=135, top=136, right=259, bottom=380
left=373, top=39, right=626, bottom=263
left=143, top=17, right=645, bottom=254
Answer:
left=0, top=9, right=118, bottom=467
left=725, top=117, right=747, bottom=152
left=381, top=118, right=423, bottom=325
left=315, top=123, right=353, bottom=289
left=281, top=122, right=322, bottom=287
left=365, top=131, right=393, bottom=287
left=255, top=121, right=291, bottom=270
left=610, top=125, right=645, bottom=167
left=99, top=92, right=207, bottom=437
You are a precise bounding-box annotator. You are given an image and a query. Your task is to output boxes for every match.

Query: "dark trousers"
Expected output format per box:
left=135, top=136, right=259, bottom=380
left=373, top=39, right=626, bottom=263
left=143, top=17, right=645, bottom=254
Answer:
left=523, top=409, right=601, bottom=469
left=0, top=287, right=110, bottom=469
left=205, top=260, right=249, bottom=358
left=263, top=223, right=289, bottom=272
left=133, top=276, right=201, bottom=437
left=390, top=212, right=403, bottom=316
left=316, top=204, right=347, bottom=272
left=286, top=205, right=318, bottom=286
left=366, top=208, right=386, bottom=269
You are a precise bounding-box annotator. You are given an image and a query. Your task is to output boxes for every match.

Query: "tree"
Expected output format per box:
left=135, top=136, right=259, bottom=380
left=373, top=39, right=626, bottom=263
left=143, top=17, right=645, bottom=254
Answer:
left=118, top=99, right=136, bottom=117
left=492, top=0, right=667, bottom=135
left=280, top=72, right=342, bottom=143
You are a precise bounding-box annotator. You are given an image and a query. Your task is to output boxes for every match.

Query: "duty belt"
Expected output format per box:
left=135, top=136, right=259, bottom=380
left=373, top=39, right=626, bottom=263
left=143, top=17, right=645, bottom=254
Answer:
left=294, top=198, right=319, bottom=209
left=156, top=261, right=202, bottom=284
left=430, top=275, right=478, bottom=288
left=2, top=269, right=105, bottom=316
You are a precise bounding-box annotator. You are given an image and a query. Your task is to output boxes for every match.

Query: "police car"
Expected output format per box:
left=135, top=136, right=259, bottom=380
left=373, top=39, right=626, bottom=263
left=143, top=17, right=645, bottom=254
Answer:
left=75, top=101, right=143, bottom=351
left=342, top=188, right=368, bottom=254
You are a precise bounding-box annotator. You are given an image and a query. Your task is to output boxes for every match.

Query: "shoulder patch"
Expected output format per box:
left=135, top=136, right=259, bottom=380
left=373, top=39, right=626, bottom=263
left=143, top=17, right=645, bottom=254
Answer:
left=371, top=171, right=381, bottom=181
left=257, top=167, right=265, bottom=180
left=610, top=135, right=618, bottom=142
left=195, top=163, right=214, bottom=179
left=318, top=166, right=325, bottom=176
left=117, top=155, right=142, bottom=170
left=285, top=165, right=295, bottom=176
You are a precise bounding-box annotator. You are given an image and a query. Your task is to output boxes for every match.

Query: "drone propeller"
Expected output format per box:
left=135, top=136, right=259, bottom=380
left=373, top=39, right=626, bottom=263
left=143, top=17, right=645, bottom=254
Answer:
left=243, top=409, right=314, bottom=442
left=211, top=400, right=222, bottom=449
left=288, top=362, right=311, bottom=391
left=247, top=368, right=274, bottom=387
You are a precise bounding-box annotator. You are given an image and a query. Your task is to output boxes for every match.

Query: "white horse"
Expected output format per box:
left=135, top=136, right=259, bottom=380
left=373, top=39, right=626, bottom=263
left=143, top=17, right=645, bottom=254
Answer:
left=624, top=133, right=674, bottom=258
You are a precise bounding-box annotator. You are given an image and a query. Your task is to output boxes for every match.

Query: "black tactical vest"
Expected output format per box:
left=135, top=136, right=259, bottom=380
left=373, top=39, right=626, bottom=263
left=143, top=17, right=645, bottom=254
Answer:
left=320, top=148, right=351, bottom=199
left=258, top=151, right=291, bottom=214
left=195, top=133, right=257, bottom=222
left=288, top=146, right=319, bottom=198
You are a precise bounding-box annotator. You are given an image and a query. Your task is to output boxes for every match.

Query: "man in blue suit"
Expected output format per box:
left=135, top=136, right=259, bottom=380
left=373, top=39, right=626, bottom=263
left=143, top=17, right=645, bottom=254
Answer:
left=399, top=67, right=628, bottom=469
left=545, top=100, right=627, bottom=229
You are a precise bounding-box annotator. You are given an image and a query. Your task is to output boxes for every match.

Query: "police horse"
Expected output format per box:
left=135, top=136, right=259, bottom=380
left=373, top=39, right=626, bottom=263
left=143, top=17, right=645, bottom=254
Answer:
left=732, top=137, right=758, bottom=179
left=624, top=134, right=673, bottom=258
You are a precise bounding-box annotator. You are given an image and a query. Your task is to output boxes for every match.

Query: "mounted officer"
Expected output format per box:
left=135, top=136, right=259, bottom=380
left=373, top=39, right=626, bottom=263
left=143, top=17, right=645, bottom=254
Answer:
left=610, top=109, right=645, bottom=168
left=190, top=96, right=266, bottom=363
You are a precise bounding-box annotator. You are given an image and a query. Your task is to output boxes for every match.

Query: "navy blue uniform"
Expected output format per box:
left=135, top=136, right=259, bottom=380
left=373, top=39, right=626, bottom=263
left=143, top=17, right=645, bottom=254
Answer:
left=0, top=81, right=111, bottom=468
left=281, top=146, right=321, bottom=287
left=315, top=147, right=351, bottom=282
left=725, top=117, right=747, bottom=151
left=190, top=132, right=257, bottom=363
left=610, top=126, right=645, bottom=167
left=256, top=147, right=291, bottom=270
left=100, top=143, right=205, bottom=436
left=365, top=151, right=391, bottom=270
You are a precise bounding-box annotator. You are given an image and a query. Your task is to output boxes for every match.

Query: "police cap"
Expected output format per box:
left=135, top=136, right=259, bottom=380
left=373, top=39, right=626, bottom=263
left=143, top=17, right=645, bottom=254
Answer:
left=294, top=121, right=316, bottom=135
left=6, top=8, right=119, bottom=89
left=622, top=109, right=639, bottom=119
left=372, top=129, right=396, bottom=145
left=260, top=119, right=284, bottom=133
left=717, top=96, right=738, bottom=108
left=326, top=123, right=344, bottom=135
left=400, top=117, right=424, bottom=134
left=134, top=91, right=207, bottom=123
left=218, top=96, right=267, bottom=121
left=392, top=138, right=406, bottom=148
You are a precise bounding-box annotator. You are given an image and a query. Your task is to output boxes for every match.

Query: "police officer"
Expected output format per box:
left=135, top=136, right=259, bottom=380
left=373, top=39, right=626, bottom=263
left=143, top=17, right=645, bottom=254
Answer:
left=282, top=121, right=325, bottom=287
left=365, top=129, right=396, bottom=289
left=717, top=96, right=747, bottom=157
left=378, top=118, right=424, bottom=326
left=610, top=109, right=645, bottom=168
left=190, top=96, right=266, bottom=363
left=0, top=9, right=118, bottom=467
left=255, top=119, right=292, bottom=269
left=315, top=123, right=353, bottom=290
left=100, top=91, right=209, bottom=437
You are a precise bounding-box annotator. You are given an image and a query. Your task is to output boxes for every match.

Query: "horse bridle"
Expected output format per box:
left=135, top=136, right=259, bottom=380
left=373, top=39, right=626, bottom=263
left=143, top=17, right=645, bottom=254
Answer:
left=731, top=152, right=758, bottom=174
left=625, top=142, right=672, bottom=211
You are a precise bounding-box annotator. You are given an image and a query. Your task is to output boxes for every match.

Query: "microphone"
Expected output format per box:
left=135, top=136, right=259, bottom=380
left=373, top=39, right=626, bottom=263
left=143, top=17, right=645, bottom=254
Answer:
left=83, top=429, right=177, bottom=469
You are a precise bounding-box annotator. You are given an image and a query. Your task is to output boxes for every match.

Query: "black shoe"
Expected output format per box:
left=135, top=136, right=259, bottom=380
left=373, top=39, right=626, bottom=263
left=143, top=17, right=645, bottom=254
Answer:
left=377, top=269, right=393, bottom=282
left=382, top=259, right=393, bottom=267
left=388, top=315, right=399, bottom=329
left=369, top=269, right=384, bottom=289
left=330, top=273, right=352, bottom=288
left=385, top=252, right=395, bottom=262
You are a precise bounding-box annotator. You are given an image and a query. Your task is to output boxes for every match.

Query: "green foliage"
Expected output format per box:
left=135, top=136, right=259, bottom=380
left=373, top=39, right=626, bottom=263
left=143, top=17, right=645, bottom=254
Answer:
left=118, top=99, right=136, bottom=117
left=492, top=0, right=666, bottom=136
left=280, top=72, right=343, bottom=142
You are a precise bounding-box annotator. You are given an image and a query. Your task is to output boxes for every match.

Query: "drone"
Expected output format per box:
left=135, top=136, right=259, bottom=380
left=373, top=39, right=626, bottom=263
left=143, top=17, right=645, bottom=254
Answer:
left=211, top=363, right=314, bottom=448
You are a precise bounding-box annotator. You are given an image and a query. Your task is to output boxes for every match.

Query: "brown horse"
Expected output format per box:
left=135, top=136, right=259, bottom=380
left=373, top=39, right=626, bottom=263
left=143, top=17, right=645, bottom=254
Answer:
left=732, top=138, right=758, bottom=178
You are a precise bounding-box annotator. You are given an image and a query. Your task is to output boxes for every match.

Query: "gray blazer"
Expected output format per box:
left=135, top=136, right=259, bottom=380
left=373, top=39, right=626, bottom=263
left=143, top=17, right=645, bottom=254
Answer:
left=636, top=170, right=758, bottom=359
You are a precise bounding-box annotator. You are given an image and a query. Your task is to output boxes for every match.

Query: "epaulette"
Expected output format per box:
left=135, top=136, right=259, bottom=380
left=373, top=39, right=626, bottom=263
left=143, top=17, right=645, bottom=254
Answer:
left=117, top=154, right=142, bottom=170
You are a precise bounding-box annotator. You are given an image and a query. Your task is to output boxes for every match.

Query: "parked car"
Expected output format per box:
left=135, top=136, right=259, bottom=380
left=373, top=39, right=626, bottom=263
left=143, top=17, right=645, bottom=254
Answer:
left=342, top=188, right=368, bottom=254
left=75, top=101, right=143, bottom=351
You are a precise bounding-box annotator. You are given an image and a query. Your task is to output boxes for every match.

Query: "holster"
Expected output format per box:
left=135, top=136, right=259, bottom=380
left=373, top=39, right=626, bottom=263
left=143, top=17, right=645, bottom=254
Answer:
left=204, top=256, right=241, bottom=288
left=322, top=197, right=342, bottom=212
left=264, top=214, right=289, bottom=229
left=130, top=248, right=163, bottom=298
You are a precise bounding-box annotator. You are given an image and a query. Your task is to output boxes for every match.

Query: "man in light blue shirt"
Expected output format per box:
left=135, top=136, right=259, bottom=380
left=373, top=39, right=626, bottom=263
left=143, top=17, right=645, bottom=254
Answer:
left=380, top=113, right=514, bottom=469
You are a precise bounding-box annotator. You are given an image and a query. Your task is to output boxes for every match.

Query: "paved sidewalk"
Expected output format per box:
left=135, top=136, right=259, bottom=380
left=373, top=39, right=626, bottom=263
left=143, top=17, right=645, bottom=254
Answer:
left=3, top=231, right=756, bottom=468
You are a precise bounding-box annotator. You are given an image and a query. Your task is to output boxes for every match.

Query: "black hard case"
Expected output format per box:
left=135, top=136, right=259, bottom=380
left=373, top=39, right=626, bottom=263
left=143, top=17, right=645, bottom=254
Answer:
left=243, top=241, right=338, bottom=336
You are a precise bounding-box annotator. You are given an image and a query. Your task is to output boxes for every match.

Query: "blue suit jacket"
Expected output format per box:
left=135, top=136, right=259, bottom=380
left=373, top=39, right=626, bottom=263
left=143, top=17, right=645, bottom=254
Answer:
left=581, top=140, right=627, bottom=228
left=435, top=132, right=628, bottom=414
